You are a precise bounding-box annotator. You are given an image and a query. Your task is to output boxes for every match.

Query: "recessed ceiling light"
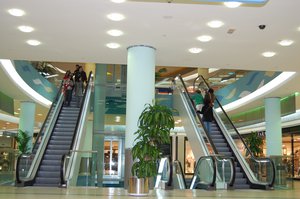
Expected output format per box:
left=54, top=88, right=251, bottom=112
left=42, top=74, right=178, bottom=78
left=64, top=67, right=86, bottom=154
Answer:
left=106, top=43, right=120, bottom=49
left=262, top=51, right=276, bottom=58
left=224, top=1, right=242, bottom=8
left=107, top=29, right=124, bottom=37
left=189, top=48, right=203, bottom=54
left=27, top=40, right=41, bottom=46
left=8, top=8, right=25, bottom=17
left=197, top=35, right=213, bottom=42
left=37, top=113, right=43, bottom=116
left=278, top=39, right=294, bottom=46
left=111, top=0, right=126, bottom=3
left=207, top=20, right=224, bottom=28
left=298, top=27, right=300, bottom=32
left=18, top=25, right=34, bottom=33
left=107, top=13, right=125, bottom=21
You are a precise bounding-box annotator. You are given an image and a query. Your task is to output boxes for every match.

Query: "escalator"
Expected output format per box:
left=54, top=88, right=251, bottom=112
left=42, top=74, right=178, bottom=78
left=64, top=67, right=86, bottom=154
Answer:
left=173, top=75, right=275, bottom=190
left=16, top=72, right=93, bottom=187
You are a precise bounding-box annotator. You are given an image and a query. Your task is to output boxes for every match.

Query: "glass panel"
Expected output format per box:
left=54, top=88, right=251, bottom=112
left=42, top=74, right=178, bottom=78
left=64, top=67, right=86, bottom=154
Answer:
left=0, top=149, right=18, bottom=185
left=104, top=140, right=119, bottom=176
left=185, top=140, right=196, bottom=174
left=294, top=134, right=300, bottom=177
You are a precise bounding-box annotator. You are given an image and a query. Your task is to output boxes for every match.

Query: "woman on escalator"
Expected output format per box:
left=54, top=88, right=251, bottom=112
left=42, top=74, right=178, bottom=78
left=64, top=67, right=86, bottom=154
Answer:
left=201, top=88, right=215, bottom=133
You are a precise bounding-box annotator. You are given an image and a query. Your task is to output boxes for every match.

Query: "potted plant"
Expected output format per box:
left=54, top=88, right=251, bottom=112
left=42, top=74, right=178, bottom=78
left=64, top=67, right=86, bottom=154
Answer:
left=15, top=129, right=30, bottom=154
left=244, top=131, right=263, bottom=157
left=128, top=103, right=174, bottom=195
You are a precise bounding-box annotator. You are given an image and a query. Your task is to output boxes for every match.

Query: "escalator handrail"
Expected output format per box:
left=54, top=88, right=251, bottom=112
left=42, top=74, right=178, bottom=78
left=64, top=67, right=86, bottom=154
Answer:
left=60, top=71, right=93, bottom=186
left=175, top=75, right=218, bottom=154
left=194, top=75, right=275, bottom=187
left=32, top=80, right=64, bottom=151
left=16, top=81, right=63, bottom=184
left=173, top=160, right=187, bottom=189
left=68, top=71, right=93, bottom=151
left=214, top=154, right=236, bottom=187
left=192, top=156, right=217, bottom=188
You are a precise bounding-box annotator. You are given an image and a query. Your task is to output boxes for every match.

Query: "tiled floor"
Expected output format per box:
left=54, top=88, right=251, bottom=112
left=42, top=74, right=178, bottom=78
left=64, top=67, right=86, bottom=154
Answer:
left=0, top=181, right=299, bottom=199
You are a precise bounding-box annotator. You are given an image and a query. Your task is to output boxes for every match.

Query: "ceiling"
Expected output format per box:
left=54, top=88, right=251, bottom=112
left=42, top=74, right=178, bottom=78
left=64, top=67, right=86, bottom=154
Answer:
left=1, top=0, right=300, bottom=130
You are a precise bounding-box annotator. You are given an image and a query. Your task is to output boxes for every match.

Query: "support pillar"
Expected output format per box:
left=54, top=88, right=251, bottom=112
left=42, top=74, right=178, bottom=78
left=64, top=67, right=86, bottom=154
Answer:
left=18, top=101, right=36, bottom=153
left=265, top=97, right=282, bottom=156
left=125, top=45, right=156, bottom=187
left=93, top=64, right=106, bottom=187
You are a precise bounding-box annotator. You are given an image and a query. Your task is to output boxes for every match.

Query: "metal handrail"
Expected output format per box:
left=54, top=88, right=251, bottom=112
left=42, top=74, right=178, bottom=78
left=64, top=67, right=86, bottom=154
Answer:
left=194, top=75, right=275, bottom=187
left=16, top=81, right=63, bottom=185
left=175, top=75, right=218, bottom=154
left=60, top=71, right=93, bottom=186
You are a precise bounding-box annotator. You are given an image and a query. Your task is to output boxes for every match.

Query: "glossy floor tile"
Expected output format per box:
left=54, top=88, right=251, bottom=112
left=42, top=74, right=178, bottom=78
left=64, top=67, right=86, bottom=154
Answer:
left=0, top=181, right=299, bottom=199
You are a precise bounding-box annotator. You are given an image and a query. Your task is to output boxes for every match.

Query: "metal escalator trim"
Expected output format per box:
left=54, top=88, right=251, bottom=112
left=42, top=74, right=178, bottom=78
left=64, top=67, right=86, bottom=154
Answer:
left=62, top=72, right=93, bottom=186
left=195, top=74, right=275, bottom=189
left=21, top=93, right=64, bottom=185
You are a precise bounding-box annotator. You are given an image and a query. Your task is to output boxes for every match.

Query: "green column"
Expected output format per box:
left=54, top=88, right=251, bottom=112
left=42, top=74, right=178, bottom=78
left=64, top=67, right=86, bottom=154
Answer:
left=93, top=64, right=107, bottom=187
left=18, top=101, right=36, bottom=153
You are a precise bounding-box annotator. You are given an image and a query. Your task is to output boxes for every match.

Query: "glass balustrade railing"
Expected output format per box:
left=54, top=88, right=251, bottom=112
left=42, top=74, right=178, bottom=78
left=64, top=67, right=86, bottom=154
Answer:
left=193, top=75, right=275, bottom=188
left=16, top=83, right=64, bottom=185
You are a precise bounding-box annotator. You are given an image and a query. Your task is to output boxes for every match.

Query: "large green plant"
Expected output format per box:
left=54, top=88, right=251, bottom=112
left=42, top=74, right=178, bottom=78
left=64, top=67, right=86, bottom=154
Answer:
left=15, top=129, right=30, bottom=154
left=131, top=103, right=174, bottom=178
left=245, top=131, right=263, bottom=157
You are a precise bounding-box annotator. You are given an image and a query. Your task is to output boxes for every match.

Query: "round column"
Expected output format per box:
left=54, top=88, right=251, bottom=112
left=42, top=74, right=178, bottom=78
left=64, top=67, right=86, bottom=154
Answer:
left=125, top=45, right=156, bottom=187
left=265, top=97, right=282, bottom=156
left=18, top=101, right=36, bottom=152
left=125, top=45, right=156, bottom=148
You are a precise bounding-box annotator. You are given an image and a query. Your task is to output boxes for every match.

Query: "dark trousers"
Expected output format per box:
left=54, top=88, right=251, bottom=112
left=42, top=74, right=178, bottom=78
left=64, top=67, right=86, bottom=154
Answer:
left=65, top=90, right=72, bottom=106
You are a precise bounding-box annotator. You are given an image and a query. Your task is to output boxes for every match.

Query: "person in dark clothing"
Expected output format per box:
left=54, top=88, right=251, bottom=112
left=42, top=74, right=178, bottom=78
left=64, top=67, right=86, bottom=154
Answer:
left=63, top=71, right=74, bottom=106
left=202, top=88, right=215, bottom=133
left=74, top=66, right=87, bottom=107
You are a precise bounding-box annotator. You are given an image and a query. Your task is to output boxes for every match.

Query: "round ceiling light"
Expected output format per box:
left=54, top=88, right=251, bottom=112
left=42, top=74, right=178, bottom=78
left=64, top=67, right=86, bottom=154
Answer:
left=18, top=25, right=34, bottom=33
left=106, top=43, right=120, bottom=49
left=8, top=8, right=25, bottom=17
left=111, top=0, right=126, bottom=3
left=26, top=40, right=41, bottom=46
left=197, top=35, right=213, bottom=42
left=189, top=48, right=203, bottom=54
left=224, top=1, right=242, bottom=8
left=278, top=39, right=294, bottom=46
left=262, top=51, right=276, bottom=58
left=107, top=13, right=125, bottom=21
left=207, top=20, right=224, bottom=28
left=107, top=29, right=124, bottom=36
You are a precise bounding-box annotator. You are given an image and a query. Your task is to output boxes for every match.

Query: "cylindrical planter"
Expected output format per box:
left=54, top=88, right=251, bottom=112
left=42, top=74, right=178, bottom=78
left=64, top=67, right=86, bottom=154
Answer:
left=128, top=177, right=149, bottom=196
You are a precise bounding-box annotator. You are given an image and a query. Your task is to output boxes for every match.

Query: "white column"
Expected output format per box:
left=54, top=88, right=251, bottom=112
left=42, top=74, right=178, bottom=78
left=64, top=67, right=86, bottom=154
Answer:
left=265, top=97, right=282, bottom=156
left=125, top=45, right=156, bottom=149
left=19, top=101, right=36, bottom=152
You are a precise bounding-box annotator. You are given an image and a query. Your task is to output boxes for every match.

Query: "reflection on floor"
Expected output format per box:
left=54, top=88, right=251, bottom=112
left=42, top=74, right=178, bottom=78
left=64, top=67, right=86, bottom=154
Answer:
left=0, top=181, right=299, bottom=199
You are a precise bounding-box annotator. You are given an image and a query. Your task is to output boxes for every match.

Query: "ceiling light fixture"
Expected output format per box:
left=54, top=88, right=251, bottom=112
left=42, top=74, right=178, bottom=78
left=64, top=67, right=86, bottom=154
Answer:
left=107, top=29, right=124, bottom=37
left=262, top=51, right=276, bottom=58
left=278, top=39, right=294, bottom=47
left=207, top=20, right=224, bottom=28
left=224, top=1, right=242, bottom=8
left=111, top=0, right=126, bottom=3
left=26, top=40, right=41, bottom=46
left=188, top=48, right=203, bottom=54
left=18, top=25, right=34, bottom=33
left=107, top=13, right=125, bottom=21
left=8, top=8, right=25, bottom=17
left=106, top=43, right=121, bottom=49
left=197, top=35, right=213, bottom=42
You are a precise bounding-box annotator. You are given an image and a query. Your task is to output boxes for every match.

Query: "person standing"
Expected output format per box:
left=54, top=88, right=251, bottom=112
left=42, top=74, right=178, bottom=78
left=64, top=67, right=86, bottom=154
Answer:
left=63, top=71, right=74, bottom=106
left=74, top=66, right=87, bottom=107
left=202, top=88, right=215, bottom=133
left=191, top=89, right=204, bottom=113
